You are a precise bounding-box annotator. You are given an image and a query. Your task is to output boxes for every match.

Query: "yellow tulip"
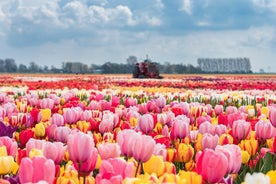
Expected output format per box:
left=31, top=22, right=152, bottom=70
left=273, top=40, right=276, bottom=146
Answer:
left=0, top=156, right=14, bottom=175
left=159, top=173, right=180, bottom=184
left=144, top=155, right=165, bottom=177
left=166, top=148, right=176, bottom=162
left=34, top=122, right=46, bottom=138
left=40, top=108, right=52, bottom=122
left=178, top=171, right=202, bottom=184
left=239, top=139, right=258, bottom=157
left=154, top=122, right=163, bottom=134
left=163, top=161, right=176, bottom=174
left=77, top=121, right=90, bottom=133
left=185, top=160, right=195, bottom=171
left=267, top=170, right=276, bottom=184
left=0, top=146, right=7, bottom=157
left=241, top=150, right=250, bottom=164
left=261, top=106, right=269, bottom=117
left=176, top=143, right=194, bottom=163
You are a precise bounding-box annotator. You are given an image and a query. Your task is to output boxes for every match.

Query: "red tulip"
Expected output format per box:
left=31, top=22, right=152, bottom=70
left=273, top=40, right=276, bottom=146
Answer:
left=18, top=156, right=55, bottom=183
left=19, top=129, right=34, bottom=148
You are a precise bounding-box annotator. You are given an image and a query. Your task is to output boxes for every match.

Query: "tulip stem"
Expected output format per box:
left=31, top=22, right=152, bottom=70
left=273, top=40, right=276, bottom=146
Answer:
left=135, top=161, right=141, bottom=177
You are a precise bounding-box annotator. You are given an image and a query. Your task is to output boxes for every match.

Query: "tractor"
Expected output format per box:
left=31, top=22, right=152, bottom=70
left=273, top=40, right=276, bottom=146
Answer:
left=132, top=58, right=162, bottom=79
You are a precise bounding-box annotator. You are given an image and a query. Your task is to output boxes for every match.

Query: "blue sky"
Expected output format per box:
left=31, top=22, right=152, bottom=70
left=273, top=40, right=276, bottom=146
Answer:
left=0, top=0, right=276, bottom=72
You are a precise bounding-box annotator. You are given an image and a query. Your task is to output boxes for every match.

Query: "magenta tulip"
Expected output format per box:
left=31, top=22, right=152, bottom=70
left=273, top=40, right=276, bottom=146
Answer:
left=196, top=149, right=228, bottom=183
left=19, top=156, right=55, bottom=183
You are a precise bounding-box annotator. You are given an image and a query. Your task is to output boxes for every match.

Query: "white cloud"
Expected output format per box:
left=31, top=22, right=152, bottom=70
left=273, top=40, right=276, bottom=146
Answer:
left=252, top=0, right=276, bottom=12
left=180, top=0, right=192, bottom=15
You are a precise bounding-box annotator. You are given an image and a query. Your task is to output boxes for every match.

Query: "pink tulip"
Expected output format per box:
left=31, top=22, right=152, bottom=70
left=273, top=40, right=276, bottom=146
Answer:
left=197, top=115, right=212, bottom=126
left=138, top=114, right=154, bottom=134
left=201, top=133, right=219, bottom=150
left=0, top=136, right=18, bottom=157
left=67, top=131, right=95, bottom=163
left=117, top=129, right=137, bottom=158
left=228, top=112, right=247, bottom=128
left=138, top=103, right=148, bottom=114
left=3, top=102, right=16, bottom=117
left=44, top=141, right=67, bottom=164
left=146, top=100, right=159, bottom=113
left=74, top=147, right=98, bottom=175
left=153, top=143, right=167, bottom=161
left=0, top=107, right=6, bottom=120
left=96, top=158, right=135, bottom=184
left=63, top=107, right=82, bottom=124
left=19, top=156, right=55, bottom=183
left=97, top=142, right=121, bottom=160
left=255, top=119, right=275, bottom=140
left=39, top=98, right=55, bottom=109
left=99, top=111, right=119, bottom=133
left=196, top=149, right=228, bottom=183
left=54, top=126, right=72, bottom=143
left=198, top=121, right=213, bottom=135
left=213, top=124, right=227, bottom=136
left=26, top=138, right=45, bottom=156
left=132, top=134, right=155, bottom=162
left=269, top=106, right=276, bottom=128
left=125, top=97, right=137, bottom=108
left=232, top=119, right=251, bottom=141
left=214, top=104, right=224, bottom=115
left=215, top=144, right=242, bottom=174
left=170, top=116, right=190, bottom=140
left=80, top=110, right=92, bottom=121
left=48, top=93, right=61, bottom=105
left=226, top=106, right=238, bottom=114
left=50, top=113, right=64, bottom=126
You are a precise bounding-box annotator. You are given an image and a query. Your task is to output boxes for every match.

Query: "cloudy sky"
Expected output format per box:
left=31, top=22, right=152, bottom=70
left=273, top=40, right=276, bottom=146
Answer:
left=0, top=0, right=276, bottom=72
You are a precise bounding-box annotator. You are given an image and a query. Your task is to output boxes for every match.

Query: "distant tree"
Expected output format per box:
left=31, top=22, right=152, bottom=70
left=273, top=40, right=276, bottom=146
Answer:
left=18, top=64, right=29, bottom=73
left=29, top=62, right=39, bottom=73
left=5, top=58, right=17, bottom=73
left=126, top=56, right=137, bottom=66
left=0, top=59, right=5, bottom=72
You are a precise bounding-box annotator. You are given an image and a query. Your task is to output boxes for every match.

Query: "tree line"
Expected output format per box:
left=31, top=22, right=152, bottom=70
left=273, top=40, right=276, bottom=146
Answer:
left=0, top=56, right=251, bottom=74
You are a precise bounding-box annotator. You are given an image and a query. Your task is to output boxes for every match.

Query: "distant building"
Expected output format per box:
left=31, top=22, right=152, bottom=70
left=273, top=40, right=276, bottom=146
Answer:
left=197, top=58, right=251, bottom=73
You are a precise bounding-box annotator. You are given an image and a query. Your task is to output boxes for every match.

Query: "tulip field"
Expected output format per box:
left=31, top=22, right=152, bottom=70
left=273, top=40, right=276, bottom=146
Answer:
left=2, top=73, right=276, bottom=184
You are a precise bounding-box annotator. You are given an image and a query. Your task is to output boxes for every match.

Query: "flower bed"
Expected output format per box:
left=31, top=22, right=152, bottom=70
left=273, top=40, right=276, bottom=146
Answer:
left=0, top=74, right=276, bottom=183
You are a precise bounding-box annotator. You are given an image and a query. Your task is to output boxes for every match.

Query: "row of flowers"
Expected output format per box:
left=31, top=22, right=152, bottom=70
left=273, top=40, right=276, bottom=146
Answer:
left=0, top=75, right=276, bottom=183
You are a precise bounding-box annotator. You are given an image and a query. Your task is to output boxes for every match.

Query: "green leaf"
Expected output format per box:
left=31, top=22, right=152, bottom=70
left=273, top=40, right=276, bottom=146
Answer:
left=261, top=152, right=274, bottom=173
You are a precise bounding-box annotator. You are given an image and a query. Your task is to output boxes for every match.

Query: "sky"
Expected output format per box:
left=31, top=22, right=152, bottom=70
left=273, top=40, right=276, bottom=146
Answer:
left=0, top=0, right=276, bottom=72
